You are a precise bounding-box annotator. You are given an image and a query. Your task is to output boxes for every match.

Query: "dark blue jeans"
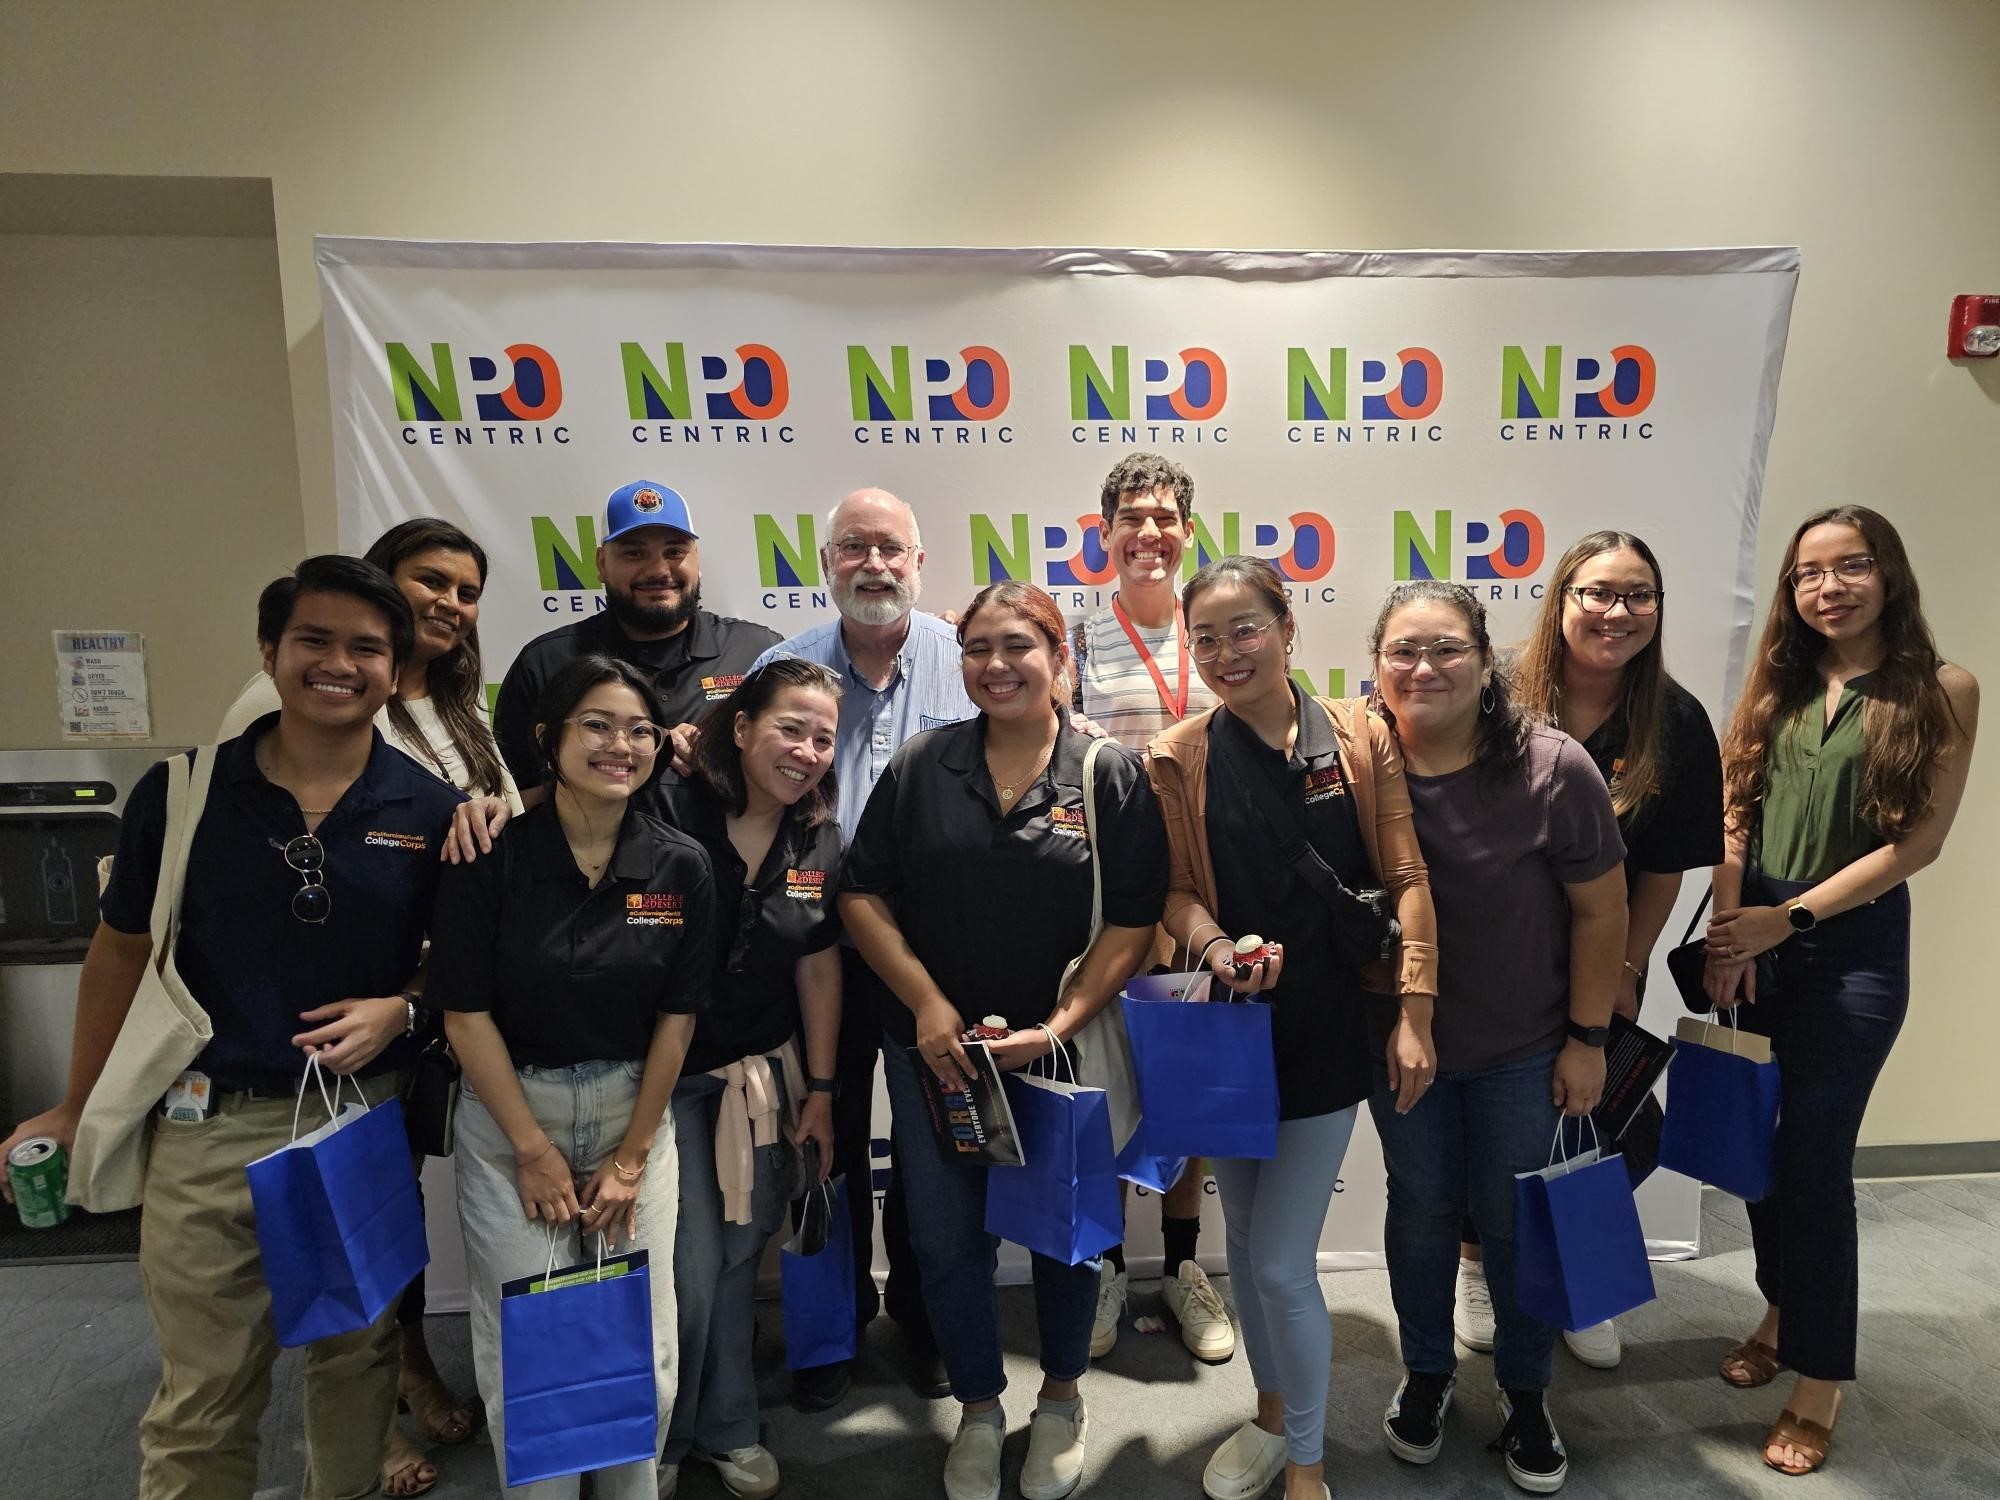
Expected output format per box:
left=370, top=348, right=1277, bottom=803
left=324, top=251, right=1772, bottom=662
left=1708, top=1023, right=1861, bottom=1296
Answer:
left=1738, top=872, right=1910, bottom=1382
left=880, top=1036, right=1099, bottom=1403
left=1370, top=1047, right=1563, bottom=1391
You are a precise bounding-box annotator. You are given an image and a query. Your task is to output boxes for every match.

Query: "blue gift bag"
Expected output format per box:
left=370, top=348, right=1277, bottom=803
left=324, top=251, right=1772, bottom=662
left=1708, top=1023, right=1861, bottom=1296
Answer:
left=985, top=1069, right=1123, bottom=1266
left=245, top=1059, right=428, bottom=1348
left=1121, top=974, right=1278, bottom=1161
left=500, top=1232, right=658, bottom=1487
left=1114, top=1129, right=1188, bottom=1195
left=781, top=1176, right=858, bottom=1370
left=1658, top=1014, right=1782, bottom=1202
left=1514, top=1117, right=1656, bottom=1333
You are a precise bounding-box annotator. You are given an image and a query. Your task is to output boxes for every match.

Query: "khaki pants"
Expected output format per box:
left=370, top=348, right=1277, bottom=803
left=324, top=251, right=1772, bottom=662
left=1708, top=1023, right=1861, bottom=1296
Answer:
left=137, top=1084, right=405, bottom=1500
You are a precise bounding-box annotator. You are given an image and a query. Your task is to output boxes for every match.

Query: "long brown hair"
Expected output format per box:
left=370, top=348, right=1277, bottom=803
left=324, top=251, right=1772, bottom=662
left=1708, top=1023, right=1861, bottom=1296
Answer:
left=1721, top=505, right=1953, bottom=840
left=1512, top=530, right=1667, bottom=818
left=363, top=519, right=509, bottom=798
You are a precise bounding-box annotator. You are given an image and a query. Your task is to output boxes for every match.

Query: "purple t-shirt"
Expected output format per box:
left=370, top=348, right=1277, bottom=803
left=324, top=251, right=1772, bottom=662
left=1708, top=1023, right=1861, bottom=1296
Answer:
left=1403, top=726, right=1625, bottom=1074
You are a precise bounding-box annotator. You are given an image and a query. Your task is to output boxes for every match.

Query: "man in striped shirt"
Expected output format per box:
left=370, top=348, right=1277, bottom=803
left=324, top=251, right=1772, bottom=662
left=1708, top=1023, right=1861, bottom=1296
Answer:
left=1070, top=453, right=1234, bottom=1368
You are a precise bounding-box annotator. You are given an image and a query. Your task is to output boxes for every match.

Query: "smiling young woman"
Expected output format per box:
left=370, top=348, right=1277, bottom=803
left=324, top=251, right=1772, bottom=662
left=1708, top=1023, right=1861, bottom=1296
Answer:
left=1146, top=556, right=1438, bottom=1500
left=1453, top=531, right=1724, bottom=1373
left=838, top=581, right=1168, bottom=1500
left=1704, top=506, right=1980, bottom=1477
left=652, top=660, right=847, bottom=1499
left=427, top=655, right=716, bottom=1500
left=1364, top=580, right=1628, bottom=1497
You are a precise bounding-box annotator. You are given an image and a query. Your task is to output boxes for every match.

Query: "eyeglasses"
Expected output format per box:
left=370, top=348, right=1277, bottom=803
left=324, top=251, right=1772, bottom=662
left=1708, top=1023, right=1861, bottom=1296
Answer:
left=565, top=716, right=663, bottom=753
left=1786, top=556, right=1874, bottom=592
left=1189, top=618, right=1280, bottom=664
left=1567, top=585, right=1662, bottom=617
left=831, top=539, right=912, bottom=565
left=1378, top=638, right=1477, bottom=673
left=283, top=834, right=331, bottom=925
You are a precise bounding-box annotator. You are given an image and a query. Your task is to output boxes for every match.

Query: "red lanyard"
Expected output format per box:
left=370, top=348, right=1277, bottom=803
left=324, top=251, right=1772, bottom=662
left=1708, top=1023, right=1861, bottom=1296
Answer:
left=1110, top=594, right=1190, bottom=721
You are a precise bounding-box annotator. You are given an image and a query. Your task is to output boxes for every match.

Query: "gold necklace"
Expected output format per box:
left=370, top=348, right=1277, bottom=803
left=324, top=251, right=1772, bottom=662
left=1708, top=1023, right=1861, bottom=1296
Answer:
left=987, top=735, right=1056, bottom=806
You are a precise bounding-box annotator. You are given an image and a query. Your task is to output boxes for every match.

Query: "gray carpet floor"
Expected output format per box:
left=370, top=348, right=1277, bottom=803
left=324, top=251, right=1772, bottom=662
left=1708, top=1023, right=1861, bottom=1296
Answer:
left=2, top=1180, right=1996, bottom=1498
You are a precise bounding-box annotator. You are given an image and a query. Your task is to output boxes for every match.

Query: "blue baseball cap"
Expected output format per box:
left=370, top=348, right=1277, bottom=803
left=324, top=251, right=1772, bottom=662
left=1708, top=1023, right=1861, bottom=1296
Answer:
left=603, top=481, right=698, bottom=542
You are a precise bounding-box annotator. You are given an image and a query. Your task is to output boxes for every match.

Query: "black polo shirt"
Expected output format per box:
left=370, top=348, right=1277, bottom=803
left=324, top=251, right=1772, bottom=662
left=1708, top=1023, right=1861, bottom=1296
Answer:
left=657, top=780, right=843, bottom=1075
left=1580, top=676, right=1725, bottom=888
left=98, top=715, right=465, bottom=1094
left=839, top=718, right=1167, bottom=1049
left=493, top=608, right=784, bottom=795
left=1205, top=685, right=1389, bottom=1120
left=427, top=801, right=716, bottom=1068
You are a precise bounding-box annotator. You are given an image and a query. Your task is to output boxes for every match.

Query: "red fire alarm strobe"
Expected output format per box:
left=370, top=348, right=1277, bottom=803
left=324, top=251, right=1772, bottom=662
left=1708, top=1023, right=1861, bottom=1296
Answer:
left=1948, top=295, right=2000, bottom=359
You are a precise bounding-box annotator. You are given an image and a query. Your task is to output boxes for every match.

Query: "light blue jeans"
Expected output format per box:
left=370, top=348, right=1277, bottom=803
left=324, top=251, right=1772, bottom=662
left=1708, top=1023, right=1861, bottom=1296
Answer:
left=660, top=1067, right=793, bottom=1465
left=1211, top=1106, right=1359, bottom=1465
left=456, top=1060, right=680, bottom=1499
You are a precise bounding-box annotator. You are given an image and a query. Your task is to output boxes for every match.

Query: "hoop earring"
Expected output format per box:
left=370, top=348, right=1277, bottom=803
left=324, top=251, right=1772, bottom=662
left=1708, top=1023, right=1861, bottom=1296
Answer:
left=1481, top=684, right=1496, bottom=715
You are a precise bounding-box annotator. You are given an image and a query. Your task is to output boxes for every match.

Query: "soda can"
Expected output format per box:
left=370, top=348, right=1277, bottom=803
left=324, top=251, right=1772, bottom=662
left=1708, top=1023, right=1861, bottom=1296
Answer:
left=8, top=1137, right=70, bottom=1230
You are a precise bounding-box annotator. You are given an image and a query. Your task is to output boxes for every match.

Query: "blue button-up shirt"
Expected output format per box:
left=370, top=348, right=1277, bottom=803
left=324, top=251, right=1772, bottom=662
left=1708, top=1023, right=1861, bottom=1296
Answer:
left=753, top=612, right=977, bottom=840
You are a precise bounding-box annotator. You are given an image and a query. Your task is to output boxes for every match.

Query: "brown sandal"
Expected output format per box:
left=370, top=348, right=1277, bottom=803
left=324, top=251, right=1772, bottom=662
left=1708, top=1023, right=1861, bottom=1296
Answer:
left=1764, top=1408, right=1834, bottom=1476
left=1719, top=1337, right=1784, bottom=1388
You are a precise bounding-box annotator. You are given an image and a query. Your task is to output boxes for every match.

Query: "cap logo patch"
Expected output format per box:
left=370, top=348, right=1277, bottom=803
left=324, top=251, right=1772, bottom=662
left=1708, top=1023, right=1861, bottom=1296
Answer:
left=632, top=487, right=664, bottom=513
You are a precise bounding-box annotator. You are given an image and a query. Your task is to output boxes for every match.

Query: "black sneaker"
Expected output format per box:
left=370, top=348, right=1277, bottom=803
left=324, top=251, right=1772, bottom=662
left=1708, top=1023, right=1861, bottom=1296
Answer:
left=1383, top=1369, right=1456, bottom=1464
left=1490, top=1387, right=1568, bottom=1494
left=791, top=1360, right=851, bottom=1412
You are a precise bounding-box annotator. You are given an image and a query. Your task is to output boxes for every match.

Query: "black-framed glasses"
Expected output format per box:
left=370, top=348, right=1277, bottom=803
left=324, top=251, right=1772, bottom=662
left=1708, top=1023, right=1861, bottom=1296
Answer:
left=1189, top=617, right=1279, bottom=664
left=284, top=834, right=331, bottom=925
left=1786, top=555, right=1874, bottom=592
left=1567, top=584, right=1662, bottom=617
left=1378, top=638, right=1477, bottom=673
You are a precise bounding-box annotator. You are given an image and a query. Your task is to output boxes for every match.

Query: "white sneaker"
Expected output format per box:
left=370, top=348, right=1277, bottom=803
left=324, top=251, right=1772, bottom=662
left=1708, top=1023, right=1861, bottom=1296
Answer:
left=693, top=1445, right=781, bottom=1500
left=1020, top=1398, right=1088, bottom=1500
left=1562, top=1319, right=1622, bottom=1369
left=1201, top=1420, right=1287, bottom=1500
left=1162, top=1262, right=1236, bottom=1362
left=1090, top=1263, right=1127, bottom=1358
left=1454, top=1257, right=1495, bottom=1353
left=944, top=1412, right=1005, bottom=1500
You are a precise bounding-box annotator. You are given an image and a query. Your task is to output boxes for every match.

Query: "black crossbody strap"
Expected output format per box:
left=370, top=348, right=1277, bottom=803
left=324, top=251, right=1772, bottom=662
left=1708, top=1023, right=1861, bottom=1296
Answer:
left=1676, top=889, right=1714, bottom=948
left=1206, top=709, right=1350, bottom=906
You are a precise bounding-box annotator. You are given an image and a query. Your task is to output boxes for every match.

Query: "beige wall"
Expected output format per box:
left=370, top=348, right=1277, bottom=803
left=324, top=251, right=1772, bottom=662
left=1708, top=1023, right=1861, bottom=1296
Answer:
left=1, top=0, right=1995, bottom=1144
left=0, top=232, right=303, bottom=746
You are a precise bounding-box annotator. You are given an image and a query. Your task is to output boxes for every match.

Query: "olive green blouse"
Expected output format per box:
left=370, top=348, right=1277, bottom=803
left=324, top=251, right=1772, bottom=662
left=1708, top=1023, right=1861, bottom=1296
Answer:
left=1755, top=673, right=1881, bottom=882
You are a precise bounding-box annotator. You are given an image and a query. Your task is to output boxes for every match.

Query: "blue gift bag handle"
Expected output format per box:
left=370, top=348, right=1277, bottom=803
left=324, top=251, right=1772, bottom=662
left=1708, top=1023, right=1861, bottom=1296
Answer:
left=290, top=1056, right=376, bottom=1136
left=540, top=1225, right=615, bottom=1289
left=1026, top=1024, right=1077, bottom=1083
left=1545, top=1113, right=1603, bottom=1176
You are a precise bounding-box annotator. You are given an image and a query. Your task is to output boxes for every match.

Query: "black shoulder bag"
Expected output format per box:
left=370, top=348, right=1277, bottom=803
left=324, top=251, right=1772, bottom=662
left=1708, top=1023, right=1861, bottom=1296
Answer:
left=1206, top=708, right=1400, bottom=970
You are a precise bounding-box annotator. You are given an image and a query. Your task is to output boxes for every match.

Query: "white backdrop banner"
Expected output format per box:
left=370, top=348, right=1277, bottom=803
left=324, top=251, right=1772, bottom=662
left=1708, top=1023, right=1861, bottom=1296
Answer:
left=320, top=240, right=1797, bottom=1290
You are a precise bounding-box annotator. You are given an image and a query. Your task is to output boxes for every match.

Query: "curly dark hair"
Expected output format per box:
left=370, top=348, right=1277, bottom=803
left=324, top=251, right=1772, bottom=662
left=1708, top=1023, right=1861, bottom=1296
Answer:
left=1098, top=452, right=1194, bottom=528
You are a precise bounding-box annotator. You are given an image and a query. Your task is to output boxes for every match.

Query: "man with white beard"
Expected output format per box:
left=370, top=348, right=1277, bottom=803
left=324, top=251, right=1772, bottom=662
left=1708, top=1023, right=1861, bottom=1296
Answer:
left=753, top=487, right=975, bottom=1412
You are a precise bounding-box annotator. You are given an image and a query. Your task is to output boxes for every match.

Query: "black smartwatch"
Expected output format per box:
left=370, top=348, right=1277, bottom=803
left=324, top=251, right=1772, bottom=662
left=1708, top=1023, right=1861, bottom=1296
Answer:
left=1786, top=899, right=1817, bottom=933
left=807, top=1076, right=839, bottom=1097
left=1565, top=1019, right=1609, bottom=1048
